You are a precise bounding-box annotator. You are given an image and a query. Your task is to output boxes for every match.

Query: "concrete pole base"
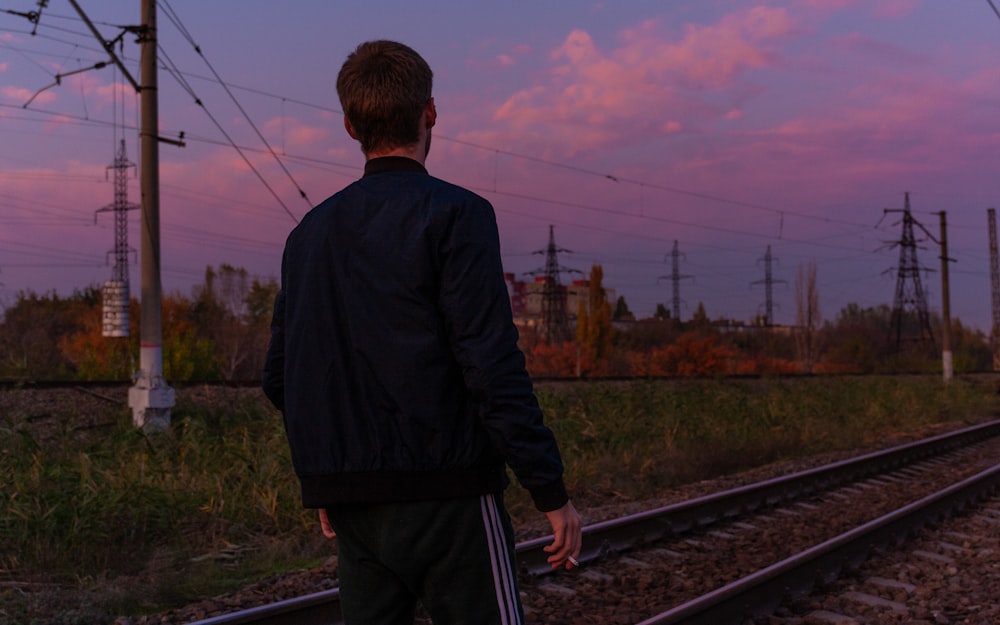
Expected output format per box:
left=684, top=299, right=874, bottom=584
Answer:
left=129, top=377, right=175, bottom=432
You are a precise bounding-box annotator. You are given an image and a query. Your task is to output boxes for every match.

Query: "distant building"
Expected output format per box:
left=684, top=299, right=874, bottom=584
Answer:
left=504, top=272, right=616, bottom=332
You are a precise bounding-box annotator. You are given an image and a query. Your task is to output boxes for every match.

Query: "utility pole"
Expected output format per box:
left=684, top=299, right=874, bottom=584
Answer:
left=937, top=211, right=953, bottom=383
left=129, top=0, right=174, bottom=430
left=25, top=1, right=174, bottom=429
left=988, top=209, right=1000, bottom=370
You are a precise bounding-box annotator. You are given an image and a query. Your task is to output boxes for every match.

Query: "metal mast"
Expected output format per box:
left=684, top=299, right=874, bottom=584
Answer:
left=129, top=0, right=174, bottom=430
left=885, top=192, right=935, bottom=349
left=658, top=240, right=692, bottom=320
left=49, top=0, right=174, bottom=429
left=95, top=139, right=138, bottom=337
left=937, top=211, right=953, bottom=382
left=527, top=225, right=579, bottom=344
left=751, top=244, right=785, bottom=326
left=989, top=208, right=1000, bottom=370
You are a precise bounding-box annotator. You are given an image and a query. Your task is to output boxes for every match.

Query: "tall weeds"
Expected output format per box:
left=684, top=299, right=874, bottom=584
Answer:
left=1, top=375, right=996, bottom=622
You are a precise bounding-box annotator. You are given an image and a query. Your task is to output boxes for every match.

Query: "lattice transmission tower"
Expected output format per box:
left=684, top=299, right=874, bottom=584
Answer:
left=95, top=139, right=139, bottom=337
left=526, top=225, right=580, bottom=344
left=751, top=244, right=786, bottom=326
left=657, top=240, right=692, bottom=320
left=884, top=192, right=935, bottom=349
left=989, top=208, right=1000, bottom=370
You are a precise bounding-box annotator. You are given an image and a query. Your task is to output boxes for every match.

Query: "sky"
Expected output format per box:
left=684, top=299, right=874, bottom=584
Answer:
left=1, top=0, right=999, bottom=332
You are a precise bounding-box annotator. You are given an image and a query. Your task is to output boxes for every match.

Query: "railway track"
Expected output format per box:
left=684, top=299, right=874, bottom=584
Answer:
left=178, top=419, right=1000, bottom=625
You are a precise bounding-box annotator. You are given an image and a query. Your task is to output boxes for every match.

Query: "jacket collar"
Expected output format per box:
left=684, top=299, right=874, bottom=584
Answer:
left=363, top=156, right=428, bottom=177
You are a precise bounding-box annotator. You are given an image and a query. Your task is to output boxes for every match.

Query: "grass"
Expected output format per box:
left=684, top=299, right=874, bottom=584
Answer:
left=2, top=374, right=998, bottom=624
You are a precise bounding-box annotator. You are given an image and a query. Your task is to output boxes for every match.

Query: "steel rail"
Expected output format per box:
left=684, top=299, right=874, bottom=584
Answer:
left=635, top=462, right=1000, bottom=625
left=517, top=418, right=1000, bottom=574
left=184, top=419, right=1000, bottom=625
left=186, top=589, right=341, bottom=625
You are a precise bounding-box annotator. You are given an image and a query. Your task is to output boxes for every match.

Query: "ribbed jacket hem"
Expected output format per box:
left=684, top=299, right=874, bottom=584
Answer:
left=299, top=465, right=508, bottom=508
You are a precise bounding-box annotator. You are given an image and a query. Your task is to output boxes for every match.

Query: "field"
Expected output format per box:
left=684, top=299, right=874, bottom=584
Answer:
left=2, top=375, right=998, bottom=625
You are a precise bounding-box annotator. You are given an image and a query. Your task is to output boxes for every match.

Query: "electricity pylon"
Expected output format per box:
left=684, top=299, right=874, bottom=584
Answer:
left=95, top=139, right=138, bottom=338
left=657, top=240, right=692, bottom=320
left=884, top=192, right=935, bottom=350
left=751, top=244, right=786, bottom=326
left=526, top=225, right=580, bottom=344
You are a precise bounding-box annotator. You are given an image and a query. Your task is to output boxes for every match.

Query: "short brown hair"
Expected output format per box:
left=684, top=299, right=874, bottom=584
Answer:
left=336, top=40, right=433, bottom=155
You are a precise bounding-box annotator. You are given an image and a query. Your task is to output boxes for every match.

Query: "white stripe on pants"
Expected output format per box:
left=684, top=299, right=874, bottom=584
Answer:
left=480, top=494, right=523, bottom=625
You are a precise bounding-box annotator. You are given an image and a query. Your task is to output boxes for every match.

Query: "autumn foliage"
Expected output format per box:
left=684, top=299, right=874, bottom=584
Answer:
left=0, top=266, right=277, bottom=382
left=0, top=264, right=992, bottom=381
left=633, top=332, right=733, bottom=377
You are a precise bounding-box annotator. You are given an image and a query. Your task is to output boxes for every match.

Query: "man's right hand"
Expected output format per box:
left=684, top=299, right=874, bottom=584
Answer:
left=542, top=500, right=582, bottom=570
left=318, top=508, right=336, bottom=539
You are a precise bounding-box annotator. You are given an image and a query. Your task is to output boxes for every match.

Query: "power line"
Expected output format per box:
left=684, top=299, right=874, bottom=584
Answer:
left=0, top=14, right=968, bottom=241
left=988, top=0, right=1000, bottom=21
left=5, top=23, right=869, bottom=233
left=10, top=96, right=882, bottom=256
left=3, top=9, right=305, bottom=224
left=155, top=49, right=301, bottom=223
left=158, top=0, right=311, bottom=211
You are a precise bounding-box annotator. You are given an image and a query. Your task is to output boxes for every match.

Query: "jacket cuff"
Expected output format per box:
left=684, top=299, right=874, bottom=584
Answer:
left=529, top=479, right=569, bottom=513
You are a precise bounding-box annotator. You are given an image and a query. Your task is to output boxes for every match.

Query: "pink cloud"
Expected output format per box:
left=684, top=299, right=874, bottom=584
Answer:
left=795, top=0, right=859, bottom=11
left=796, top=0, right=914, bottom=19
left=493, top=7, right=796, bottom=152
left=262, top=116, right=332, bottom=151
left=0, top=61, right=8, bottom=72
left=700, top=69, right=999, bottom=201
left=662, top=120, right=683, bottom=133
left=872, top=0, right=918, bottom=19
left=1, top=85, right=56, bottom=107
left=468, top=43, right=532, bottom=73
left=829, top=32, right=925, bottom=65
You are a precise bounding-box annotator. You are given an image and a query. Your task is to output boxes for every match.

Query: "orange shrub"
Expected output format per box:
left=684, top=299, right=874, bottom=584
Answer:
left=524, top=341, right=585, bottom=378
left=635, top=332, right=733, bottom=377
left=731, top=355, right=799, bottom=376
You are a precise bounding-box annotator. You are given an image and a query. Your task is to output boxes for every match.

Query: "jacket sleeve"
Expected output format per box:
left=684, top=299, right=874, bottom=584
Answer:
left=437, top=197, right=568, bottom=512
left=262, top=288, right=286, bottom=412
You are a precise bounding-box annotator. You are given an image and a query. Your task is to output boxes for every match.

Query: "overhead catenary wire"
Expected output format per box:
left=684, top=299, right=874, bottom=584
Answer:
left=158, top=0, right=311, bottom=212
left=1, top=7, right=994, bottom=327
left=0, top=11, right=941, bottom=237
left=988, top=0, right=1000, bottom=21
left=0, top=101, right=940, bottom=270
left=4, top=4, right=305, bottom=224
left=156, top=43, right=301, bottom=223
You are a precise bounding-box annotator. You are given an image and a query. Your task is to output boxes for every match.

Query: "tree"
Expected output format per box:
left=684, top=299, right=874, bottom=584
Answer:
left=653, top=303, right=670, bottom=320
left=612, top=296, right=634, bottom=321
left=690, top=302, right=710, bottom=331
left=794, top=261, right=821, bottom=372
left=819, top=303, right=894, bottom=373
left=244, top=276, right=280, bottom=378
left=0, top=289, right=96, bottom=379
left=575, top=265, right=614, bottom=371
left=191, top=265, right=265, bottom=380
left=59, top=299, right=135, bottom=380
left=159, top=293, right=218, bottom=381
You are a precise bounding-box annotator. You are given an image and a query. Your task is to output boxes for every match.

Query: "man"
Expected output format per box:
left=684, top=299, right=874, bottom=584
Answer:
left=262, top=40, right=582, bottom=625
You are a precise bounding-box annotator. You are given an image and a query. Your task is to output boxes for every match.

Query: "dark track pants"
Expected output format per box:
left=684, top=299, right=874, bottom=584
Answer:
left=326, top=493, right=524, bottom=625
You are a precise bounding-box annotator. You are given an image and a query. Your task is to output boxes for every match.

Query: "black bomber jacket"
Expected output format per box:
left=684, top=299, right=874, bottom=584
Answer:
left=262, top=156, right=568, bottom=512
